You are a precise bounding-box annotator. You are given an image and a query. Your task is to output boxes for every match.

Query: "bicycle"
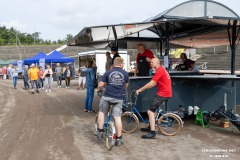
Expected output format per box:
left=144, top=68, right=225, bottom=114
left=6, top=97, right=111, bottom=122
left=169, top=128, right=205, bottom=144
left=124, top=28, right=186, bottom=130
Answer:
left=94, top=91, right=117, bottom=151
left=121, top=90, right=184, bottom=136
left=209, top=105, right=240, bottom=131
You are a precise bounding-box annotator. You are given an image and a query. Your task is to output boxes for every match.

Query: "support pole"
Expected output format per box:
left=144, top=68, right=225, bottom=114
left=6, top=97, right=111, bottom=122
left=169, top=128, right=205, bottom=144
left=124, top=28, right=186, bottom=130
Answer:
left=231, top=20, right=237, bottom=75
left=165, top=22, right=170, bottom=70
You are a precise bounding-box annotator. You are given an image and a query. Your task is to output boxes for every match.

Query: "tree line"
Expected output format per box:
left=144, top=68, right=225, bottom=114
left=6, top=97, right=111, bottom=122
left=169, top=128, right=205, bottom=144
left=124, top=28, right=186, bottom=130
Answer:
left=0, top=25, right=73, bottom=46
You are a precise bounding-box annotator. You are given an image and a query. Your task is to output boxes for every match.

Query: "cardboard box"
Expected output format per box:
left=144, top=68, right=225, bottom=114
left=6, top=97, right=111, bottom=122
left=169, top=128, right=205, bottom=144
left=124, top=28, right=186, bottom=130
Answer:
left=220, top=121, right=230, bottom=128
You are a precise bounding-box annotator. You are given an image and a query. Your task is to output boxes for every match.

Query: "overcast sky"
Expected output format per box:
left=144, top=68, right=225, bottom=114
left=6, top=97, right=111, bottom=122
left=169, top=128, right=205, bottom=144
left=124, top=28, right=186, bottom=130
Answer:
left=0, top=0, right=239, bottom=40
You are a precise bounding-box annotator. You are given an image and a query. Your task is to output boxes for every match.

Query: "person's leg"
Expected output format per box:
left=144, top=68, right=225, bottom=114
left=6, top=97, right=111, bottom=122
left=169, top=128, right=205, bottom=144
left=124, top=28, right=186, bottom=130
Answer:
left=49, top=77, right=52, bottom=90
left=41, top=78, right=44, bottom=88
left=88, top=86, right=94, bottom=111
left=37, top=78, right=41, bottom=89
left=97, top=97, right=108, bottom=139
left=45, top=78, right=49, bottom=91
left=12, top=77, right=15, bottom=87
left=83, top=77, right=86, bottom=89
left=15, top=77, right=18, bottom=87
left=78, top=77, right=81, bottom=89
left=35, top=80, right=39, bottom=91
left=111, top=100, right=123, bottom=137
left=148, top=110, right=156, bottom=131
left=30, top=80, right=35, bottom=93
left=23, top=77, right=26, bottom=88
left=59, top=76, right=62, bottom=86
left=142, top=95, right=168, bottom=139
left=26, top=77, right=29, bottom=89
left=57, top=76, right=60, bottom=87
left=84, top=88, right=89, bottom=110
left=65, top=78, right=67, bottom=87
left=68, top=78, right=70, bottom=87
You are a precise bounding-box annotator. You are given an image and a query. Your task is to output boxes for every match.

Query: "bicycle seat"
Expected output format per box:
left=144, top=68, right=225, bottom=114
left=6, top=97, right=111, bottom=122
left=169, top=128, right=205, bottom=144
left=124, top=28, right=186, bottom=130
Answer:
left=108, top=102, right=118, bottom=106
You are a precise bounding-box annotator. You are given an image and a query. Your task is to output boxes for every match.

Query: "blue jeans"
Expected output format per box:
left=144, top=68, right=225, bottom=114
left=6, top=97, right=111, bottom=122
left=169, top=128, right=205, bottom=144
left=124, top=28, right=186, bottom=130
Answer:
left=23, top=76, right=29, bottom=89
left=12, top=76, right=18, bottom=87
left=84, top=86, right=95, bottom=111
left=38, top=78, right=44, bottom=88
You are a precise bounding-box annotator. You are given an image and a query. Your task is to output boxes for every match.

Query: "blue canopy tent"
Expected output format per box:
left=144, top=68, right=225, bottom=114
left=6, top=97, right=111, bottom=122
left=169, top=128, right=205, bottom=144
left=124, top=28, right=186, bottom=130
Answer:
left=24, top=52, right=47, bottom=64
left=45, top=50, right=75, bottom=63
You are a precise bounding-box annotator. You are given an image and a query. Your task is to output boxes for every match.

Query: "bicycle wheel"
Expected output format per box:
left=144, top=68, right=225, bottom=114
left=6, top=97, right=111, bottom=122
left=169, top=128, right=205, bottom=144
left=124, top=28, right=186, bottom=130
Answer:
left=121, top=112, right=139, bottom=133
left=105, top=121, right=116, bottom=151
left=158, top=114, right=181, bottom=136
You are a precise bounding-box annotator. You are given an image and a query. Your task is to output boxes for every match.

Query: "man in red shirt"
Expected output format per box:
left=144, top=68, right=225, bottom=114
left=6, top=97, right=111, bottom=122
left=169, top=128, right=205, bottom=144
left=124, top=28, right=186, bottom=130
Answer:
left=136, top=58, right=172, bottom=139
left=134, top=43, right=154, bottom=76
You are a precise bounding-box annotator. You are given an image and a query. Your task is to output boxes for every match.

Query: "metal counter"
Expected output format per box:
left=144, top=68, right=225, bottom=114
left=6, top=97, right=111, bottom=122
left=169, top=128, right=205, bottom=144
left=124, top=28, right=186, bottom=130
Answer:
left=128, top=73, right=240, bottom=112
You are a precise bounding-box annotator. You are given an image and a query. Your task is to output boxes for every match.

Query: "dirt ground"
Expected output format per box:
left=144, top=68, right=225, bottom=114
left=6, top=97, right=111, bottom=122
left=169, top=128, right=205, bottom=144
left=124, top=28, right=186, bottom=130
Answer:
left=0, top=79, right=239, bottom=160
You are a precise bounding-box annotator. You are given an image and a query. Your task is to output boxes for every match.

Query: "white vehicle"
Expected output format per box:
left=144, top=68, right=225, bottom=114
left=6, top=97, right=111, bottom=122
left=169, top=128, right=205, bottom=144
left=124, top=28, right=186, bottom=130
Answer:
left=78, top=50, right=130, bottom=75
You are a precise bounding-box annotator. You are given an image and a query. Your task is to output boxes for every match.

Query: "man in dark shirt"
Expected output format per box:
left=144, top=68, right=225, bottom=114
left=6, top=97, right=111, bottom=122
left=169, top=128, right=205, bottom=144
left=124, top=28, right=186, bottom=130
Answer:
left=135, top=43, right=154, bottom=76
left=111, top=46, right=120, bottom=65
left=97, top=57, right=129, bottom=146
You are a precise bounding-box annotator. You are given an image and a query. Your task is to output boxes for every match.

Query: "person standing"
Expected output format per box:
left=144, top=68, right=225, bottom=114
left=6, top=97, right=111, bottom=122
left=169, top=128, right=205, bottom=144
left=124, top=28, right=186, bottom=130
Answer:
left=105, top=51, right=112, bottom=71
left=55, top=63, right=62, bottom=88
left=83, top=61, right=96, bottom=112
left=11, top=65, right=18, bottom=89
left=43, top=65, right=53, bottom=93
left=97, top=57, right=129, bottom=146
left=38, top=66, right=44, bottom=90
left=136, top=58, right=172, bottom=139
left=28, top=64, right=40, bottom=94
left=2, top=66, right=7, bottom=80
left=22, top=65, right=29, bottom=90
left=63, top=65, right=72, bottom=88
left=77, top=65, right=86, bottom=90
left=134, top=43, right=154, bottom=76
left=7, top=64, right=12, bottom=79
left=111, top=46, right=120, bottom=66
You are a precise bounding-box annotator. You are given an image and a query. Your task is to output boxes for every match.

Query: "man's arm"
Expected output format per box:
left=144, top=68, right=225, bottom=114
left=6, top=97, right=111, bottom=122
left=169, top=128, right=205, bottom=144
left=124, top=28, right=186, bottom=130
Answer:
left=134, top=63, right=138, bottom=77
left=124, top=83, right=129, bottom=89
left=136, top=80, right=156, bottom=95
left=97, top=81, right=105, bottom=92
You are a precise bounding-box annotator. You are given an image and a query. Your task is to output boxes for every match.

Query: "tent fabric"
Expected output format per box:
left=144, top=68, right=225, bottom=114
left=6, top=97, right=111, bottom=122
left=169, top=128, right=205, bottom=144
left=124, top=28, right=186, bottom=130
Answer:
left=68, top=0, right=240, bottom=49
left=24, top=52, right=47, bottom=64
left=0, top=59, right=16, bottom=66
left=45, top=50, right=75, bottom=63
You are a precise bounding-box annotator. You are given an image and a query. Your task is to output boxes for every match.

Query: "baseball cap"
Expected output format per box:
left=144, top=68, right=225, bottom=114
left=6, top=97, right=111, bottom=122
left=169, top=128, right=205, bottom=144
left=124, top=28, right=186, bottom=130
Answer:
left=30, top=63, right=35, bottom=67
left=111, top=46, right=118, bottom=51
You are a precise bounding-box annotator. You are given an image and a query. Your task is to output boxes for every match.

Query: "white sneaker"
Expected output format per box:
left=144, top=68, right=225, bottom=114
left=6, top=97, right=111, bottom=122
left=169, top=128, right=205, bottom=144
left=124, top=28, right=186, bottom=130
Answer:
left=66, top=86, right=68, bottom=88
left=45, top=90, right=48, bottom=93
left=58, top=86, right=60, bottom=88
left=42, top=87, right=44, bottom=90
left=49, top=89, right=51, bottom=92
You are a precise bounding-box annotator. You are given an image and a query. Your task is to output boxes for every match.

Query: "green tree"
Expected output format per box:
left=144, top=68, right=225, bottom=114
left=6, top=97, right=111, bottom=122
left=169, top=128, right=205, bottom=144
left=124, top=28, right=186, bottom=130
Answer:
left=65, top=34, right=73, bottom=43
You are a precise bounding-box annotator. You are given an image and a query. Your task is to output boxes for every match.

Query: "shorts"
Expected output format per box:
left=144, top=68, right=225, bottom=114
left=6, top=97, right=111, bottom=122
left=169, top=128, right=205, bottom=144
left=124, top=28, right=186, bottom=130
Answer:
left=99, top=96, right=123, bottom=117
left=149, top=94, right=169, bottom=112
left=79, top=76, right=86, bottom=84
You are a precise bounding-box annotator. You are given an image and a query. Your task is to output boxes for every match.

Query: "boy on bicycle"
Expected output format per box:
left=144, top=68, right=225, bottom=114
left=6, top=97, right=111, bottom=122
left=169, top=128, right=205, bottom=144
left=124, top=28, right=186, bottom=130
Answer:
left=136, top=58, right=172, bottom=139
left=97, top=57, right=129, bottom=146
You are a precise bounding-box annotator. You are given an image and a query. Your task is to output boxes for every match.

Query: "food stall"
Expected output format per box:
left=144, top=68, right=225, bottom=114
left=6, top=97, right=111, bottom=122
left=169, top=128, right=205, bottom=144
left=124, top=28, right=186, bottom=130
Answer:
left=68, top=0, right=240, bottom=113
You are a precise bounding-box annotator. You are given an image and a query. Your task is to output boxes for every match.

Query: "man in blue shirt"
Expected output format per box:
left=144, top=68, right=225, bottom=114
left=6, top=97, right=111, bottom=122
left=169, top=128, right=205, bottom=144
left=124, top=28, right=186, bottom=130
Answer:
left=97, top=57, right=129, bottom=146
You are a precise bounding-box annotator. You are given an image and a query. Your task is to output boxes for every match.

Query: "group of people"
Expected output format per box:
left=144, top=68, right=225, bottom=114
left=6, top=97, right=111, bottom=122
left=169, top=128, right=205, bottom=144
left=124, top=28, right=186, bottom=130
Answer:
left=94, top=44, right=199, bottom=146
left=4, top=63, right=74, bottom=94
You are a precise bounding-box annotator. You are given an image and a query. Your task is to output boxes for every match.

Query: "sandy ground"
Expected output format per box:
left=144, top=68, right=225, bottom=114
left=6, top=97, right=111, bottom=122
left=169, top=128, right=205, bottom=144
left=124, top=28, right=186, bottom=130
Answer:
left=0, top=79, right=239, bottom=160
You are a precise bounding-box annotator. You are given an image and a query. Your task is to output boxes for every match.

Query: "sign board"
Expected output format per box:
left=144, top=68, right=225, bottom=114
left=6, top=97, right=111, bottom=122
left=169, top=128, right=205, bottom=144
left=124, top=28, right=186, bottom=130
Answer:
left=39, top=58, right=45, bottom=70
left=17, top=60, right=23, bottom=72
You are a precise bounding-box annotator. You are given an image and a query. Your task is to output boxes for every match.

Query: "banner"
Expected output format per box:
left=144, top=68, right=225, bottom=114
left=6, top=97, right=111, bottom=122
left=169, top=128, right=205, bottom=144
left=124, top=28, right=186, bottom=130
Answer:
left=17, top=60, right=23, bottom=72
left=39, top=58, right=45, bottom=70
